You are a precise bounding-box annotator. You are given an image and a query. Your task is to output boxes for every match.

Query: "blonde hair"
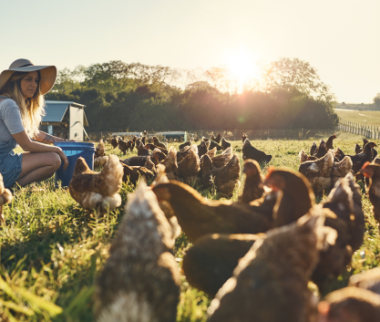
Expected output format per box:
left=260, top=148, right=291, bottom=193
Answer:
left=0, top=71, right=45, bottom=138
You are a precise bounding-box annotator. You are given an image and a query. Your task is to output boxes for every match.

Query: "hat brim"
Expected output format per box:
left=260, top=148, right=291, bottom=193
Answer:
left=0, top=65, right=57, bottom=95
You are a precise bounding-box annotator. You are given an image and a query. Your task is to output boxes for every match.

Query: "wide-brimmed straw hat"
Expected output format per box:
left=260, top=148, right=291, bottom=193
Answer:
left=0, top=59, right=57, bottom=95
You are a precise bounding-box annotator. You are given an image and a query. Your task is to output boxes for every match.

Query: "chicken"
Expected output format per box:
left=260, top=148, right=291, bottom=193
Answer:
left=121, top=163, right=154, bottom=186
left=334, top=147, right=345, bottom=161
left=298, top=151, right=335, bottom=195
left=183, top=233, right=262, bottom=296
left=0, top=173, right=12, bottom=225
left=207, top=213, right=336, bottom=322
left=207, top=147, right=217, bottom=158
left=359, top=162, right=380, bottom=224
left=152, top=181, right=273, bottom=243
left=144, top=156, right=156, bottom=172
left=118, top=138, right=134, bottom=155
left=209, top=140, right=224, bottom=151
left=265, top=167, right=354, bottom=290
left=122, top=155, right=149, bottom=167
left=214, top=133, right=222, bottom=144
left=241, top=134, right=247, bottom=143
left=299, top=150, right=309, bottom=163
left=95, top=182, right=180, bottom=322
left=317, top=287, right=380, bottom=322
left=111, top=136, right=119, bottom=149
left=355, top=143, right=362, bottom=154
left=221, top=137, right=231, bottom=150
left=242, top=138, right=272, bottom=163
left=69, top=155, right=123, bottom=213
left=137, top=142, right=150, bottom=156
left=153, top=136, right=167, bottom=149
left=198, top=141, right=208, bottom=158
left=211, top=147, right=233, bottom=168
left=94, top=156, right=109, bottom=168
left=178, top=145, right=200, bottom=185
left=315, top=140, right=328, bottom=158
left=161, top=146, right=179, bottom=180
left=326, top=134, right=337, bottom=151
left=152, top=148, right=167, bottom=164
left=141, top=136, right=146, bottom=145
left=350, top=142, right=377, bottom=174
left=95, top=139, right=106, bottom=158
left=179, top=141, right=190, bottom=150
left=265, top=168, right=315, bottom=227
left=238, top=159, right=264, bottom=204
left=331, top=156, right=353, bottom=186
left=201, top=154, right=240, bottom=197
left=310, top=141, right=317, bottom=156
left=145, top=143, right=168, bottom=155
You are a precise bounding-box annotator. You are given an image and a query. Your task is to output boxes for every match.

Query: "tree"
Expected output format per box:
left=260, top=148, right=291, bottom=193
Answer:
left=261, top=58, right=335, bottom=102
left=374, top=93, right=380, bottom=108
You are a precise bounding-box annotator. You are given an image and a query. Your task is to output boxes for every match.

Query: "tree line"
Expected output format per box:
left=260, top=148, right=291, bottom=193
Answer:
left=46, top=58, right=339, bottom=132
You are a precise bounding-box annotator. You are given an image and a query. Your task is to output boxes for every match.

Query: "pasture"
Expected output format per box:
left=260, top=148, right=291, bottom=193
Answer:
left=2, top=132, right=380, bottom=321
left=335, top=109, right=380, bottom=127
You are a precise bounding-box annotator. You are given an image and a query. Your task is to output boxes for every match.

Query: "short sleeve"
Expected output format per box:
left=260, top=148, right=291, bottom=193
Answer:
left=0, top=99, right=25, bottom=134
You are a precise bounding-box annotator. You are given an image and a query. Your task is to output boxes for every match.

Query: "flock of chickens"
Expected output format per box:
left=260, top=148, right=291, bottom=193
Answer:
left=2, top=132, right=380, bottom=321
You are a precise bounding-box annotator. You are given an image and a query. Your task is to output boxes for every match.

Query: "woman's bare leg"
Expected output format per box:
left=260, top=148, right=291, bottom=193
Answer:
left=16, top=152, right=61, bottom=187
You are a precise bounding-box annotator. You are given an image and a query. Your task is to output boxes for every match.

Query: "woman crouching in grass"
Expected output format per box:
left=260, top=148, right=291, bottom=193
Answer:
left=0, top=59, right=69, bottom=188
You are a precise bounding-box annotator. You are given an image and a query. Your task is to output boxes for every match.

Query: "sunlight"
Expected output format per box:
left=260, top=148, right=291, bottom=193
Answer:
left=224, top=48, right=258, bottom=93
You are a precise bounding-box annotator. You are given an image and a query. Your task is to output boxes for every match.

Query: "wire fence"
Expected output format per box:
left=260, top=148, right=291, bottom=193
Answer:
left=338, top=118, right=380, bottom=140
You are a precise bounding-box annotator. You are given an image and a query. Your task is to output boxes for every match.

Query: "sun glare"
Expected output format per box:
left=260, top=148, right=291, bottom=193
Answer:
left=224, top=48, right=258, bottom=93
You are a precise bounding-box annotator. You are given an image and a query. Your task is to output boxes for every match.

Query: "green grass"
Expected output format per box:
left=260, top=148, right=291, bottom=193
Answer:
left=335, top=109, right=380, bottom=128
left=3, top=135, right=380, bottom=321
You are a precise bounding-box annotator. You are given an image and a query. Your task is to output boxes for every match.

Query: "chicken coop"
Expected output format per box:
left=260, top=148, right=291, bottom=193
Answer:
left=41, top=101, right=89, bottom=141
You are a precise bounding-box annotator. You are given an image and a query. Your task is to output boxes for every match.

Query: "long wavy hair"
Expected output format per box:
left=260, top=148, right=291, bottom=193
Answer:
left=0, top=71, right=45, bottom=138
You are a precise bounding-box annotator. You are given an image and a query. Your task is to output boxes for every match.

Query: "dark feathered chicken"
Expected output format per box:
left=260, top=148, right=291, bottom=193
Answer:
left=137, top=142, right=150, bottom=156
left=183, top=233, right=262, bottom=296
left=359, top=162, right=380, bottom=224
left=310, top=141, right=317, bottom=156
left=121, top=163, right=154, bottom=186
left=122, top=155, right=149, bottom=167
left=145, top=143, right=168, bottom=155
left=179, top=141, right=191, bottom=150
left=152, top=181, right=273, bottom=242
left=201, top=154, right=240, bottom=197
left=208, top=213, right=336, bottom=322
left=153, top=136, right=167, bottom=149
left=315, top=140, right=328, bottom=158
left=238, top=159, right=265, bottom=204
left=326, top=134, right=337, bottom=151
left=209, top=140, right=224, bottom=151
left=118, top=138, right=134, bottom=155
left=265, top=168, right=315, bottom=227
left=242, top=138, right=272, bottom=163
left=242, top=134, right=247, bottom=143
left=221, top=137, right=231, bottom=150
left=111, top=137, right=118, bottom=149
left=95, top=182, right=180, bottom=322
left=350, top=142, right=377, bottom=174
left=197, top=141, right=208, bottom=158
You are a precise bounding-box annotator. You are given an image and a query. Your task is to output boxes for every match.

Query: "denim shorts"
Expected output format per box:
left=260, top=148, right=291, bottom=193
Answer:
left=0, top=150, right=23, bottom=188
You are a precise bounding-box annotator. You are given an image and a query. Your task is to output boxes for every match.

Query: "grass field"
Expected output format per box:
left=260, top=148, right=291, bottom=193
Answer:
left=2, top=132, right=380, bottom=321
left=335, top=109, right=380, bottom=128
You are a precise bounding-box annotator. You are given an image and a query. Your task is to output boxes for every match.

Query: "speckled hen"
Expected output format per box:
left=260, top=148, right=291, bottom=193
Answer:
left=95, top=181, right=180, bottom=322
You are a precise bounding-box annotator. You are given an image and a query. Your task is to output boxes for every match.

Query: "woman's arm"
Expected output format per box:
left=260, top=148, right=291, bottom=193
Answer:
left=33, top=131, right=67, bottom=144
left=13, top=131, right=69, bottom=169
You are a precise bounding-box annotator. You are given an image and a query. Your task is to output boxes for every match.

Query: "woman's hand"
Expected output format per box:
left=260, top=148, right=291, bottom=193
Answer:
left=56, top=148, right=69, bottom=170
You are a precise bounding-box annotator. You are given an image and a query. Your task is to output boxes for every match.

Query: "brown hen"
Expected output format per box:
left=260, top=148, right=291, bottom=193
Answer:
left=207, top=213, right=336, bottom=322
left=69, top=155, right=123, bottom=212
left=178, top=145, right=200, bottom=185
left=238, top=159, right=264, bottom=204
left=121, top=163, right=154, bottom=186
left=359, top=162, right=380, bottom=224
left=152, top=181, right=273, bottom=242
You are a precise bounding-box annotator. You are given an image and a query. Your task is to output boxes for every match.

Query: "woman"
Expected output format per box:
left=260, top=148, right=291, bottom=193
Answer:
left=0, top=58, right=69, bottom=188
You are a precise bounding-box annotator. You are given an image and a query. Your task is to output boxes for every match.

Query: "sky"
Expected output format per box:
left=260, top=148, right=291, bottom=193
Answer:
left=1, top=0, right=379, bottom=103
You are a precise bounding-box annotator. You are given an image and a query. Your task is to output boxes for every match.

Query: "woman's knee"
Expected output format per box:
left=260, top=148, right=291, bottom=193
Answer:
left=49, top=152, right=62, bottom=171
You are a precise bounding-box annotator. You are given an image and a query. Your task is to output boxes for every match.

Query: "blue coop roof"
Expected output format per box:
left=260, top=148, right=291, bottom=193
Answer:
left=42, top=101, right=88, bottom=126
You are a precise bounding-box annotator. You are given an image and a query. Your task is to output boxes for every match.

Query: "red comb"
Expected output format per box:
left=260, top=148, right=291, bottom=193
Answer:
left=266, top=166, right=275, bottom=178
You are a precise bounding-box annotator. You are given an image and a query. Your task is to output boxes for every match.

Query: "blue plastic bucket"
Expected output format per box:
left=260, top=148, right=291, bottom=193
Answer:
left=54, top=142, right=95, bottom=187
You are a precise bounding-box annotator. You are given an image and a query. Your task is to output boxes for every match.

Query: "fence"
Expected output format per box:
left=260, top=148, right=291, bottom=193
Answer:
left=338, top=118, right=380, bottom=140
